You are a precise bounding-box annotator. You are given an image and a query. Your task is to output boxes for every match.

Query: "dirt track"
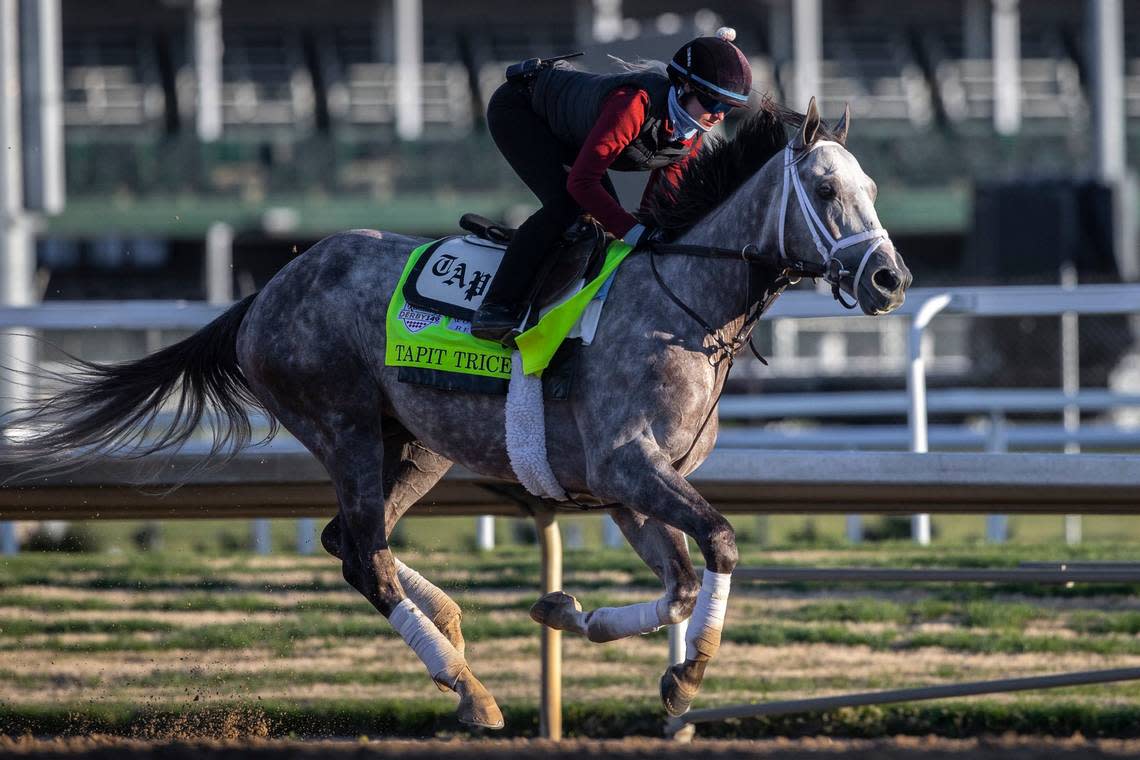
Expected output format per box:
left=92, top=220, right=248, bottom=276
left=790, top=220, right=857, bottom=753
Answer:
left=3, top=737, right=1140, bottom=759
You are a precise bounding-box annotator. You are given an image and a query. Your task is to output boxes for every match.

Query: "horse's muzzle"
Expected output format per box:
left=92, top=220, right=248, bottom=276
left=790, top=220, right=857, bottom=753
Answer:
left=857, top=247, right=912, bottom=316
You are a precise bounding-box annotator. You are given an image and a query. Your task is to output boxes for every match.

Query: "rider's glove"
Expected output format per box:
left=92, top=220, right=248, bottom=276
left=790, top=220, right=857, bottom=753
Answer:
left=622, top=223, right=657, bottom=251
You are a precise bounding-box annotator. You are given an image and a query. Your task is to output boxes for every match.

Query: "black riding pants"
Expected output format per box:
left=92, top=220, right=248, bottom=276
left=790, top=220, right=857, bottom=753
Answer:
left=483, top=80, right=619, bottom=307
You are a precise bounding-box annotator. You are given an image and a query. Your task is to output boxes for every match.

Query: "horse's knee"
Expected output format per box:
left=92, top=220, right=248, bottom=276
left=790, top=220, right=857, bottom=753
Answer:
left=703, top=519, right=738, bottom=574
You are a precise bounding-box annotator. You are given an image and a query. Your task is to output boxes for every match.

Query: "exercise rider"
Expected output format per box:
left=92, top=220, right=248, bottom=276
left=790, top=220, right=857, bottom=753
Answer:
left=471, top=27, right=753, bottom=344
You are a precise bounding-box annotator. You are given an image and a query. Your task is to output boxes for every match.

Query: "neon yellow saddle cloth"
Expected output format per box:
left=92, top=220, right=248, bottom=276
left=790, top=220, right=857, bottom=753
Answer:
left=386, top=238, right=633, bottom=381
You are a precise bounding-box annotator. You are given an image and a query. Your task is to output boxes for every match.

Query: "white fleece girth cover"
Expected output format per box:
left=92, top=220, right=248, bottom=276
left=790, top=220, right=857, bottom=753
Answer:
left=505, top=349, right=567, bottom=501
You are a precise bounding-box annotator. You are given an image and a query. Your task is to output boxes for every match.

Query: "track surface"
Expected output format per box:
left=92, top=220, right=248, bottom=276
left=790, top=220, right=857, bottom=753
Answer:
left=3, top=737, right=1140, bottom=759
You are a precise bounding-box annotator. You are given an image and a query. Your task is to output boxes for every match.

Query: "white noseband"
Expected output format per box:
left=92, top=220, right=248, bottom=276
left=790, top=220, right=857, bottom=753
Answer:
left=777, top=141, right=891, bottom=310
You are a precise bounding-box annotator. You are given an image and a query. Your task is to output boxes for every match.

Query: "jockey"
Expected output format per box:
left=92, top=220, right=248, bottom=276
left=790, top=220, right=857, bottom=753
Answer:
left=471, top=27, right=753, bottom=344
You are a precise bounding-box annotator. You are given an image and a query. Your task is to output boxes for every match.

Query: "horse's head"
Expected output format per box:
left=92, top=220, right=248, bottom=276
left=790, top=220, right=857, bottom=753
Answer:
left=766, top=98, right=911, bottom=315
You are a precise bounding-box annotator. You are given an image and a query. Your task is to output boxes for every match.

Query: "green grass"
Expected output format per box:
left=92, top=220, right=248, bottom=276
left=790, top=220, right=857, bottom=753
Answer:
left=5, top=524, right=1140, bottom=738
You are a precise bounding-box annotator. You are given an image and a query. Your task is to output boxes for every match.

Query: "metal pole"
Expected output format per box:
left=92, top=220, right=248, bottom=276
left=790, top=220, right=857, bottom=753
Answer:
left=601, top=515, right=623, bottom=548
left=0, top=522, right=15, bottom=555
left=792, top=0, right=821, bottom=110
left=1088, top=0, right=1125, bottom=184
left=845, top=514, right=863, bottom=544
left=906, top=294, right=952, bottom=545
left=667, top=534, right=690, bottom=669
left=984, top=412, right=1008, bottom=543
left=18, top=0, right=63, bottom=214
left=1087, top=0, right=1136, bottom=284
left=476, top=515, right=495, bottom=551
left=992, top=0, right=1020, bottom=135
left=735, top=565, right=1140, bottom=583
left=252, top=518, right=271, bottom=555
left=205, top=221, right=233, bottom=304
left=194, top=0, right=223, bottom=142
left=669, top=666, right=1140, bottom=731
left=296, top=519, right=316, bottom=555
left=1060, top=263, right=1082, bottom=546
left=394, top=0, right=423, bottom=140
left=535, top=511, right=563, bottom=740
left=0, top=0, right=33, bottom=557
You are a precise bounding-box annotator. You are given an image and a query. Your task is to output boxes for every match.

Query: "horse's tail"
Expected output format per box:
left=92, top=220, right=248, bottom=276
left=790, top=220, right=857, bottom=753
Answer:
left=0, top=293, right=276, bottom=476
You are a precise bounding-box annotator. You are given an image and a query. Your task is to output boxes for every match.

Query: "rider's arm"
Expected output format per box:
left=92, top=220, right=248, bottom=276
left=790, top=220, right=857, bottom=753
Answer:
left=565, top=87, right=649, bottom=239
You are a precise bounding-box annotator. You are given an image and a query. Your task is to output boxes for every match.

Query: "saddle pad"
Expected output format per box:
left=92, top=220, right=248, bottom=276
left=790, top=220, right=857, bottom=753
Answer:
left=386, top=237, right=633, bottom=383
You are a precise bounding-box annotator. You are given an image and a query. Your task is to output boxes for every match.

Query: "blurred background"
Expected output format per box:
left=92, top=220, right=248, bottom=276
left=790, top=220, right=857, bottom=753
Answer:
left=2, top=0, right=1140, bottom=552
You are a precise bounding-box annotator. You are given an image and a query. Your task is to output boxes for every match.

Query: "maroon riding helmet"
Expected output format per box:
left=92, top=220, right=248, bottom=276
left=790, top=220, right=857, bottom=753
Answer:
left=668, top=28, right=753, bottom=111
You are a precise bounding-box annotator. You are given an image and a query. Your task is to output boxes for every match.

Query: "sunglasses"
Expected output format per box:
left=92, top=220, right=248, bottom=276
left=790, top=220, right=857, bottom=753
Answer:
left=693, top=90, right=734, bottom=115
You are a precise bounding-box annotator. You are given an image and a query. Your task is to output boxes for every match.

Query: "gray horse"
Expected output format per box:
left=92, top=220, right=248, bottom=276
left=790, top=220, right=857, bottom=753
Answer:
left=1, top=98, right=909, bottom=729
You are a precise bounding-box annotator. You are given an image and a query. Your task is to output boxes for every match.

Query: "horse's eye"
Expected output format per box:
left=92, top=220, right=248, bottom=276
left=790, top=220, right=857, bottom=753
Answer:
left=817, top=184, right=837, bottom=201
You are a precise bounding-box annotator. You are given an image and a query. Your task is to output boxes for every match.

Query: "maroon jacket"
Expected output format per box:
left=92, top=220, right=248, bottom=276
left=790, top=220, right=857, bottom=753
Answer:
left=565, top=86, right=702, bottom=238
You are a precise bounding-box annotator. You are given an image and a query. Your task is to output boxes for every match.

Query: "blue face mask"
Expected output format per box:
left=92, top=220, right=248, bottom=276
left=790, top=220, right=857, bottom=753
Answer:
left=667, top=86, right=708, bottom=140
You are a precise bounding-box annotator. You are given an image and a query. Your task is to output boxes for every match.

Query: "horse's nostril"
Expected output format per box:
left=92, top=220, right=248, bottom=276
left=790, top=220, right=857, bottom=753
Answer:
left=873, top=267, right=901, bottom=292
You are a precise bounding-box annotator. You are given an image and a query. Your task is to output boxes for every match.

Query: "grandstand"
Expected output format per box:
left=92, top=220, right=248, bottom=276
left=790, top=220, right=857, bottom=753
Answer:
left=50, top=2, right=1133, bottom=246
left=0, top=0, right=1134, bottom=393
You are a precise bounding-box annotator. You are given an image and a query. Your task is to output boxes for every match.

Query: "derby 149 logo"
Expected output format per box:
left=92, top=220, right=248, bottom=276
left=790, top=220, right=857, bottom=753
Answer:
left=398, top=305, right=442, bottom=333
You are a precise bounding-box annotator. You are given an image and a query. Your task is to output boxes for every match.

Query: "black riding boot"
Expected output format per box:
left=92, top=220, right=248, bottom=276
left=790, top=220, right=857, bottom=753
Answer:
left=471, top=205, right=574, bottom=345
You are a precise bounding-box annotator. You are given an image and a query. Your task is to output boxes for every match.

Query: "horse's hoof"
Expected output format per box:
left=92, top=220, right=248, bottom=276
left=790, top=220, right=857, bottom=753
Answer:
left=659, top=664, right=698, bottom=718
left=456, top=675, right=505, bottom=730
left=529, top=591, right=583, bottom=632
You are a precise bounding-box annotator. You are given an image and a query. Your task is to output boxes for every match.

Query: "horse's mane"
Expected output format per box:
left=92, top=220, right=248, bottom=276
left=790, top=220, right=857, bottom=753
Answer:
left=641, top=98, right=837, bottom=236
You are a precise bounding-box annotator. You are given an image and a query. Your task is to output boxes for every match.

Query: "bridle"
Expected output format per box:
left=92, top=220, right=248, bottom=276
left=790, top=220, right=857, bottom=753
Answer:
left=638, top=137, right=895, bottom=464
left=778, top=140, right=891, bottom=311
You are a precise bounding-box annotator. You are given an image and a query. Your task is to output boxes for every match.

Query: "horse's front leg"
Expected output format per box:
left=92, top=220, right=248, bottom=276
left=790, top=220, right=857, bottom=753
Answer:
left=586, top=440, right=737, bottom=716
left=530, top=507, right=700, bottom=643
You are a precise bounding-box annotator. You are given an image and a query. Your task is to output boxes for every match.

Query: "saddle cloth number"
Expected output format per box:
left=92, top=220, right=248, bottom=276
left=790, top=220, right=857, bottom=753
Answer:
left=403, top=236, right=506, bottom=321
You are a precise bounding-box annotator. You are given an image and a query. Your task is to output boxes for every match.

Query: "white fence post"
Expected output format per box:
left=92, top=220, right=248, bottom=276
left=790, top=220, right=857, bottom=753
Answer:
left=296, top=518, right=316, bottom=555
left=0, top=522, right=16, bottom=555
left=476, top=515, right=495, bottom=552
left=252, top=519, right=271, bottom=555
left=1061, top=264, right=1082, bottom=545
left=985, top=413, right=1009, bottom=543
left=845, top=515, right=863, bottom=544
left=602, top=515, right=623, bottom=548
left=907, top=294, right=953, bottom=546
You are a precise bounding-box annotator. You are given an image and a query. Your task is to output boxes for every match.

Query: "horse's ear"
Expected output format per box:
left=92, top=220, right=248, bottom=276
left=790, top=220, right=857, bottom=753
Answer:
left=795, top=96, right=821, bottom=149
left=833, top=103, right=850, bottom=146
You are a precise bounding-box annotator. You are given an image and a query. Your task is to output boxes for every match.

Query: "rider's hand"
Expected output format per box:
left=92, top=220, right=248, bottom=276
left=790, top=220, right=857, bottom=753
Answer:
left=622, top=223, right=657, bottom=251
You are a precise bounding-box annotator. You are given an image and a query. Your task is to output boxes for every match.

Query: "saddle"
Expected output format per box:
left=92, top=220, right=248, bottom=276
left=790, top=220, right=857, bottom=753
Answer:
left=393, top=214, right=615, bottom=399
left=458, top=213, right=610, bottom=316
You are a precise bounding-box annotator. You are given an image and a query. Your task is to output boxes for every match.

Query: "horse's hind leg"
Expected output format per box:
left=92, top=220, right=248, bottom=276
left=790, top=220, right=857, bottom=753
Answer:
left=531, top=507, right=699, bottom=643
left=320, top=424, right=466, bottom=658
left=315, top=420, right=503, bottom=729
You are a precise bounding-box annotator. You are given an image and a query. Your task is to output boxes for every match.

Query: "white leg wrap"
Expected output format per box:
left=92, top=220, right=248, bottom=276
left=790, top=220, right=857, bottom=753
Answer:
left=584, top=597, right=669, bottom=642
left=396, top=559, right=458, bottom=624
left=389, top=598, right=466, bottom=686
left=684, top=570, right=731, bottom=661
